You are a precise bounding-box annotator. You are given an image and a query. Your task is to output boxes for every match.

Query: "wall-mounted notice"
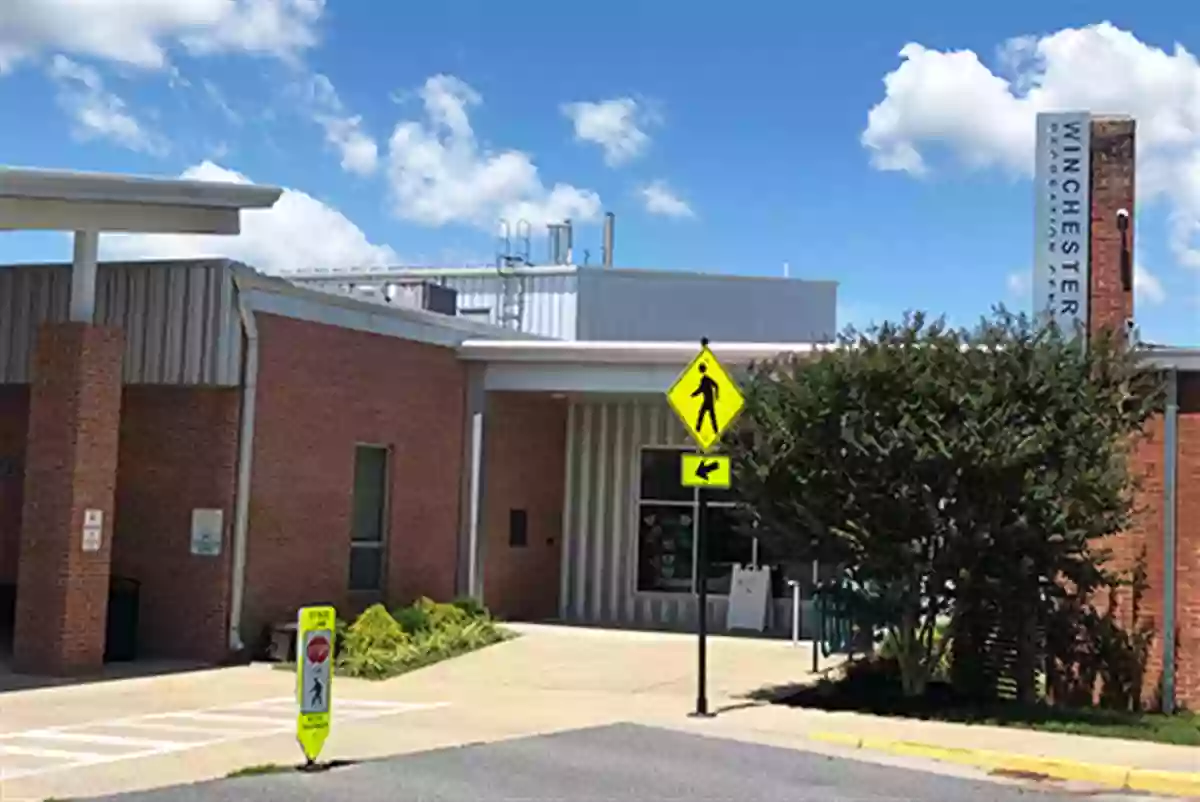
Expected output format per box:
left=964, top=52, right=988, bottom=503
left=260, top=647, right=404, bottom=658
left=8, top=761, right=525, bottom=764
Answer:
left=190, top=508, right=224, bottom=557
left=82, top=508, right=103, bottom=552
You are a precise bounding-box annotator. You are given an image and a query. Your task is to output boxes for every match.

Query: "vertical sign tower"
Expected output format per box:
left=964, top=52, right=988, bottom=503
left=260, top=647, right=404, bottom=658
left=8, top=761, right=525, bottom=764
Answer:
left=1034, top=111, right=1092, bottom=338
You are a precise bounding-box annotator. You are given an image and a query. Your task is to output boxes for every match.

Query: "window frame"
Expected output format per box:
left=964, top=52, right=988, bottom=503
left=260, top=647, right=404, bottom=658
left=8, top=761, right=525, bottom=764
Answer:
left=631, top=445, right=745, bottom=597
left=348, top=442, right=392, bottom=594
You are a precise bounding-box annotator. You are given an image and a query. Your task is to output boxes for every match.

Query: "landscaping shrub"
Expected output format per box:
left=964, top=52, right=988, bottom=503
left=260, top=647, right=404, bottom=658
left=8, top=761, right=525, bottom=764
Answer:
left=337, top=599, right=509, bottom=680
left=451, top=596, right=491, bottom=620
left=337, top=604, right=411, bottom=680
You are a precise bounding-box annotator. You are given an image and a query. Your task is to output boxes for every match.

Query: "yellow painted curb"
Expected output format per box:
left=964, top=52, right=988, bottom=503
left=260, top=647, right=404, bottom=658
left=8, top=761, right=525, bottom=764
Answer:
left=808, top=731, right=1200, bottom=798
left=1127, top=769, right=1200, bottom=798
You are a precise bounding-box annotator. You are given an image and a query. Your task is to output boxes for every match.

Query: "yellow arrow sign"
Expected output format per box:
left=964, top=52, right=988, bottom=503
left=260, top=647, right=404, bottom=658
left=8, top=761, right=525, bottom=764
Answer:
left=666, top=343, right=745, bottom=452
left=681, top=453, right=731, bottom=489
left=296, top=605, right=336, bottom=764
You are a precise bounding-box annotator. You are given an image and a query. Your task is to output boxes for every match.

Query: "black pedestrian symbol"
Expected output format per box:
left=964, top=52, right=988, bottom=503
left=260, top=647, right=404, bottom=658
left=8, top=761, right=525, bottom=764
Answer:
left=310, top=676, right=324, bottom=708
left=692, top=363, right=719, bottom=435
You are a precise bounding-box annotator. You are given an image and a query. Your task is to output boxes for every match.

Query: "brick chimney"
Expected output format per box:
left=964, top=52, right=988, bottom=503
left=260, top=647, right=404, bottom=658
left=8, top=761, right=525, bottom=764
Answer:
left=1088, top=116, right=1136, bottom=340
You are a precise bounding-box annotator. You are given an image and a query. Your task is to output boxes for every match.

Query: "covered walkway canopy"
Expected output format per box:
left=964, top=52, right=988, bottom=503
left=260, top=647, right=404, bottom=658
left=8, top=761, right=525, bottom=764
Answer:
left=0, top=165, right=280, bottom=675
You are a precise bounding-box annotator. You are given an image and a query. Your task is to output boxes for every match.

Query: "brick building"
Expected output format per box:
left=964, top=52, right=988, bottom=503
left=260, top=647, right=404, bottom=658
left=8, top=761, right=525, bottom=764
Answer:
left=0, top=117, right=1197, bottom=712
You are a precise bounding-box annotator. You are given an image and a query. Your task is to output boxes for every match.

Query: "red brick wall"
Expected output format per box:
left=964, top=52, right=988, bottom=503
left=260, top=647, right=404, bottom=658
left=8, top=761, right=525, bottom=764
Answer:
left=1088, top=117, right=1135, bottom=338
left=1124, top=374, right=1200, bottom=709
left=482, top=393, right=566, bottom=621
left=113, top=387, right=241, bottom=662
left=1172, top=374, right=1200, bottom=706
left=0, top=385, right=28, bottom=588
left=14, top=323, right=123, bottom=674
left=1119, top=415, right=1166, bottom=702
left=242, top=313, right=465, bottom=650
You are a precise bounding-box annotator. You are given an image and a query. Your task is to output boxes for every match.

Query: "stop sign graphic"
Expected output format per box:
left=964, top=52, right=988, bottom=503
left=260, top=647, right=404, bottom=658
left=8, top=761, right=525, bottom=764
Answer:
left=306, top=634, right=330, bottom=665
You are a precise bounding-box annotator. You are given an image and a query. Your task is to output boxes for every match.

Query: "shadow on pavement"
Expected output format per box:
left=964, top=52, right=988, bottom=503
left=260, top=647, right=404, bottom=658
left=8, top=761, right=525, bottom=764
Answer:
left=0, top=648, right=224, bottom=694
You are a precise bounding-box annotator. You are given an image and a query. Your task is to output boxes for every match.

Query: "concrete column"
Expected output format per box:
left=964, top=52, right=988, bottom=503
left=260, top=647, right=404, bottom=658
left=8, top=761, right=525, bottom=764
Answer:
left=12, top=323, right=124, bottom=675
left=70, top=230, right=99, bottom=323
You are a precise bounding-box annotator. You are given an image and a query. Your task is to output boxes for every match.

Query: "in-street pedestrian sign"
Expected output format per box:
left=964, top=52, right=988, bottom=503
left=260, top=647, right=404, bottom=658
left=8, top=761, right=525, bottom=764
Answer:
left=297, top=605, right=335, bottom=764
left=681, top=453, right=731, bottom=489
left=666, top=343, right=745, bottom=452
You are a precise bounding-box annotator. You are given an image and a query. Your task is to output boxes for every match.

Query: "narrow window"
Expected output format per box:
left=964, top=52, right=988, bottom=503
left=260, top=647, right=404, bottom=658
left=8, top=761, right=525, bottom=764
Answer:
left=509, top=508, right=528, bottom=547
left=348, top=445, right=389, bottom=591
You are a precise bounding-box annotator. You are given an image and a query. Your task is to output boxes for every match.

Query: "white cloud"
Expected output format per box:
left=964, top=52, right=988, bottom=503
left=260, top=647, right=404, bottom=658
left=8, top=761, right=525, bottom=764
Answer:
left=861, top=22, right=1200, bottom=266
left=1135, top=262, right=1166, bottom=305
left=639, top=180, right=695, bottom=219
left=47, top=55, right=166, bottom=154
left=101, top=161, right=396, bottom=273
left=1006, top=271, right=1030, bottom=297
left=0, top=0, right=323, bottom=73
left=561, top=97, right=654, bottom=166
left=386, top=74, right=602, bottom=229
left=305, top=74, right=379, bottom=176
left=202, top=79, right=241, bottom=125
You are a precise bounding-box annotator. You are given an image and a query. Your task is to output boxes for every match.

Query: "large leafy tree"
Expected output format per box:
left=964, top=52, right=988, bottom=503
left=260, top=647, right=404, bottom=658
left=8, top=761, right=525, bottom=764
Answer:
left=729, top=310, right=1162, bottom=698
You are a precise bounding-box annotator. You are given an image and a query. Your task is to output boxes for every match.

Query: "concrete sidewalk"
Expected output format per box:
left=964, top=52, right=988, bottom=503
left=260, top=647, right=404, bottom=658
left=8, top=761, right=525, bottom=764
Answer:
left=659, top=692, right=1200, bottom=796
left=1, top=623, right=1197, bottom=799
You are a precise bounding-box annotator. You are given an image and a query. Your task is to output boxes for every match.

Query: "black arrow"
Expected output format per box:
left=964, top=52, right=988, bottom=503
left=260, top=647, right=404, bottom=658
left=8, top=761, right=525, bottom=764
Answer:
left=694, top=460, right=720, bottom=481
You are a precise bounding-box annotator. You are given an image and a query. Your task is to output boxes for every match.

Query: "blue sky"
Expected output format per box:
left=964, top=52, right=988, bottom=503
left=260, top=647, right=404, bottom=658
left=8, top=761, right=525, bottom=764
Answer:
left=0, top=1, right=1197, bottom=345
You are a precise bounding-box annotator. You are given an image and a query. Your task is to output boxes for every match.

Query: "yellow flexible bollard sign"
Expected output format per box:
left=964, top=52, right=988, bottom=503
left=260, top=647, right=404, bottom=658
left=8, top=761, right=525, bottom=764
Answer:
left=296, top=605, right=335, bottom=764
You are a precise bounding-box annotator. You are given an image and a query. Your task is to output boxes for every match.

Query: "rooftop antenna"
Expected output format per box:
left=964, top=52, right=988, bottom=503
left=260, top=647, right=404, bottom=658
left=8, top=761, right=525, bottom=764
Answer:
left=602, top=211, right=615, bottom=268
left=496, top=219, right=512, bottom=266
left=516, top=219, right=532, bottom=265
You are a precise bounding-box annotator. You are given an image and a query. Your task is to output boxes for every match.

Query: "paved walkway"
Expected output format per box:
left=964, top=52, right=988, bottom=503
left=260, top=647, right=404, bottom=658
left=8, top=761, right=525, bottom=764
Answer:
left=0, top=623, right=1196, bottom=799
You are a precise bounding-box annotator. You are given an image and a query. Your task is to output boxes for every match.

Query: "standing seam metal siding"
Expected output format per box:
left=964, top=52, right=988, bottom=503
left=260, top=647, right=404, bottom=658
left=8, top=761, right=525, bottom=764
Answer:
left=0, top=260, right=242, bottom=385
left=427, top=273, right=578, bottom=339
left=559, top=395, right=795, bottom=633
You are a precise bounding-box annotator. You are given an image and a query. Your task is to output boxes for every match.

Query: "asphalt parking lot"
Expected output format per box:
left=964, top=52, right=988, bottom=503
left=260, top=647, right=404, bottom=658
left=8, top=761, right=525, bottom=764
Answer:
left=89, top=723, right=1147, bottom=802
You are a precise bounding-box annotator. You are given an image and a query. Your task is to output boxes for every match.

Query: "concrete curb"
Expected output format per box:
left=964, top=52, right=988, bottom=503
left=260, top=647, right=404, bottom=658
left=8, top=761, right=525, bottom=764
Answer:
left=809, top=732, right=1200, bottom=797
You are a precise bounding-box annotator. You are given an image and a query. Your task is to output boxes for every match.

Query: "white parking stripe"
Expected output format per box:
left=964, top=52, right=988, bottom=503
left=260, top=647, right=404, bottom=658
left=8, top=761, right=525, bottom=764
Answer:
left=0, top=744, right=111, bottom=762
left=0, top=698, right=447, bottom=783
left=155, top=712, right=294, bottom=725
left=19, top=731, right=183, bottom=749
left=98, top=720, right=253, bottom=736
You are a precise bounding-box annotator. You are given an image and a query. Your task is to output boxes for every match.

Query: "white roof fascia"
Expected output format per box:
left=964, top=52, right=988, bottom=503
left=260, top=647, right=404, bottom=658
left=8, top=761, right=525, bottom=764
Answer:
left=0, top=166, right=281, bottom=209
left=457, top=339, right=826, bottom=365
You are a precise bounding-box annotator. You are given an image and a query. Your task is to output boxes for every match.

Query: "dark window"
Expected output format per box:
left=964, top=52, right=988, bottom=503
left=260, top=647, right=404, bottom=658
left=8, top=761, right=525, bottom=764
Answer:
left=702, top=504, right=754, bottom=594
left=634, top=447, right=800, bottom=598
left=635, top=504, right=695, bottom=592
left=348, top=445, right=389, bottom=591
left=509, top=508, right=528, bottom=547
left=638, top=449, right=692, bottom=503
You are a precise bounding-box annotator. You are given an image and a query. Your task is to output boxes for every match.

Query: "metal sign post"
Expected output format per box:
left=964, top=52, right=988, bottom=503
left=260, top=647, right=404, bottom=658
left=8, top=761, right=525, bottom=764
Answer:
left=694, top=485, right=710, bottom=717
left=665, top=337, right=745, bottom=719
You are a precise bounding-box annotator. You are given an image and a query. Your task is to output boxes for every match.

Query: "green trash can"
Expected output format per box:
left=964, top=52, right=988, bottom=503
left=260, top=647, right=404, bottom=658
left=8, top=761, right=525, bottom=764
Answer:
left=105, top=576, right=140, bottom=662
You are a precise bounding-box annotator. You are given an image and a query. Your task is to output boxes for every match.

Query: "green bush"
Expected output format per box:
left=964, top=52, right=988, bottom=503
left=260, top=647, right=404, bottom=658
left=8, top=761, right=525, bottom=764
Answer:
left=391, top=596, right=476, bottom=634
left=338, top=599, right=510, bottom=680
left=451, top=596, right=491, bottom=620
left=877, top=619, right=953, bottom=682
left=390, top=602, right=430, bottom=634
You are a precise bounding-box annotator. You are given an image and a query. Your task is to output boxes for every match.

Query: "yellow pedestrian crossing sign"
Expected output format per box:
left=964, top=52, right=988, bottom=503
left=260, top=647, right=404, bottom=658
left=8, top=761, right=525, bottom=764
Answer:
left=296, top=605, right=335, bottom=764
left=681, top=453, right=731, bottom=489
left=666, top=340, right=745, bottom=452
